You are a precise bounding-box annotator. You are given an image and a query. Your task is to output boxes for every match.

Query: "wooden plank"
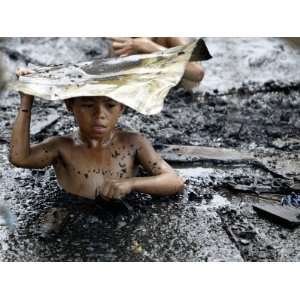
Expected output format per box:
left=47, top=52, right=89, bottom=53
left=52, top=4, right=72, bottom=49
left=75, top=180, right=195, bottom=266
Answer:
left=253, top=203, right=300, bottom=228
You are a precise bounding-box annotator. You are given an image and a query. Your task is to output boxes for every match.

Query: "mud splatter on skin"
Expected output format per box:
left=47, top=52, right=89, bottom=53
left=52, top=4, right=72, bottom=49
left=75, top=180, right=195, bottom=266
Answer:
left=149, top=160, right=162, bottom=174
left=119, top=162, right=126, bottom=169
left=111, top=150, right=120, bottom=158
left=42, top=147, right=49, bottom=154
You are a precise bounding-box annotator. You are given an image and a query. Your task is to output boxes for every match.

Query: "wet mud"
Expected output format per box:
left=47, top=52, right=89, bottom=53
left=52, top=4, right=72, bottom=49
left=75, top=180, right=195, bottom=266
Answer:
left=1, top=38, right=300, bottom=261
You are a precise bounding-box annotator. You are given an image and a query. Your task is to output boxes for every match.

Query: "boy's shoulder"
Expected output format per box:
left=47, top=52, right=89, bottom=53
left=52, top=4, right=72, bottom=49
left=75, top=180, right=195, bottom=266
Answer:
left=116, top=130, right=149, bottom=146
left=42, top=134, right=75, bottom=148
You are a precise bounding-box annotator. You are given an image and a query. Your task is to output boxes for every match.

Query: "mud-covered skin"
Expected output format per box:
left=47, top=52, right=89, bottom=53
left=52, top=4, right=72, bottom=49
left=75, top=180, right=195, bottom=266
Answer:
left=1, top=38, right=300, bottom=261
left=52, top=130, right=139, bottom=199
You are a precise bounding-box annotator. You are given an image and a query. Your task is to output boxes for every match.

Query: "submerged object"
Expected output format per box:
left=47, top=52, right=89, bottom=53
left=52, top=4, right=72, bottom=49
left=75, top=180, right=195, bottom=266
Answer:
left=10, top=39, right=212, bottom=115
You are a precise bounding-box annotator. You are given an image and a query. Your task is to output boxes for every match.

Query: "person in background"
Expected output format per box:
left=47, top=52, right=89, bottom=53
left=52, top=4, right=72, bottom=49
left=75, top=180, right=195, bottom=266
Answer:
left=111, top=37, right=205, bottom=91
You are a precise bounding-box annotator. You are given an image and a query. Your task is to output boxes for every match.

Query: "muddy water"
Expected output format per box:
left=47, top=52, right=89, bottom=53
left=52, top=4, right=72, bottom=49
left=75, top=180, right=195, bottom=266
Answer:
left=1, top=38, right=300, bottom=261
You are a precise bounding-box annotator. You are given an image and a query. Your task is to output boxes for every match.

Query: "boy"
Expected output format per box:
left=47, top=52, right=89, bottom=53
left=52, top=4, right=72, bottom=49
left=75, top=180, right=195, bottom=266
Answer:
left=9, top=69, right=184, bottom=202
left=111, top=37, right=205, bottom=91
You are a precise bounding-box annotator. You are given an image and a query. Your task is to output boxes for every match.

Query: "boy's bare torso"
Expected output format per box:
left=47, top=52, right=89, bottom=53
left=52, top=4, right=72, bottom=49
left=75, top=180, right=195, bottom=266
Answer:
left=53, top=129, right=139, bottom=199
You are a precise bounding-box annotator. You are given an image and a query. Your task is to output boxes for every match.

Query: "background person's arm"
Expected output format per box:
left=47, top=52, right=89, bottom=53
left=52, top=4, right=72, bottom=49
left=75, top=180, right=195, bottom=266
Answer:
left=111, top=37, right=205, bottom=89
left=111, top=37, right=165, bottom=56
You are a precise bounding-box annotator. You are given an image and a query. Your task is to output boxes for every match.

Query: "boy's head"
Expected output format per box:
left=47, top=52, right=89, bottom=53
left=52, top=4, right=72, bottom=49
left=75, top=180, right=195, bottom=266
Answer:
left=65, top=96, right=125, bottom=140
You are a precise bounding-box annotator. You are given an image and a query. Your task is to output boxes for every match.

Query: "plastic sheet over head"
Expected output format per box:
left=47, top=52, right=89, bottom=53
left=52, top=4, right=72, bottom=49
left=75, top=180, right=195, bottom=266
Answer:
left=10, top=39, right=212, bottom=115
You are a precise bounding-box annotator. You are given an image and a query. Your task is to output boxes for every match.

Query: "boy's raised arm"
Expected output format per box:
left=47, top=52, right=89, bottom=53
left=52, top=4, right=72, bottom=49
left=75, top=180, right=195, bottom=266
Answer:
left=9, top=92, right=60, bottom=169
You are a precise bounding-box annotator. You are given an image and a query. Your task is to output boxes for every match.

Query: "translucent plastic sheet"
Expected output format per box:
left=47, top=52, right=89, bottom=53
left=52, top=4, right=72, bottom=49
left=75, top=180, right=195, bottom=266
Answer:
left=11, top=39, right=211, bottom=115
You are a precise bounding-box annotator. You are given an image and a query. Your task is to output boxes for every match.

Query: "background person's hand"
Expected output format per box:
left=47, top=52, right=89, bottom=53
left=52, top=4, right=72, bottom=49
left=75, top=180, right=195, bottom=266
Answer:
left=97, top=178, right=133, bottom=200
left=111, top=37, right=137, bottom=57
left=16, top=67, right=34, bottom=78
left=111, top=37, right=163, bottom=57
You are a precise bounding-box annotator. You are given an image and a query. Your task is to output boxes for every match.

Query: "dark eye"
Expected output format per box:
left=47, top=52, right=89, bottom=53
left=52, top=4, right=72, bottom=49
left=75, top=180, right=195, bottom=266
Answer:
left=106, top=102, right=116, bottom=109
left=82, top=103, right=93, bottom=108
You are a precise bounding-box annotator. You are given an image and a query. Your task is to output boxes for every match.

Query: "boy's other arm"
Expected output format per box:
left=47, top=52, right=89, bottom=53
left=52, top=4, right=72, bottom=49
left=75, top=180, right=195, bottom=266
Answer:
left=131, top=135, right=185, bottom=196
left=9, top=93, right=60, bottom=169
left=100, top=135, right=184, bottom=200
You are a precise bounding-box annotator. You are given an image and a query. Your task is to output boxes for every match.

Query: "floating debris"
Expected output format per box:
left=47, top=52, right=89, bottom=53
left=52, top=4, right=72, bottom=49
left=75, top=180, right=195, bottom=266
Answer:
left=281, top=193, right=300, bottom=207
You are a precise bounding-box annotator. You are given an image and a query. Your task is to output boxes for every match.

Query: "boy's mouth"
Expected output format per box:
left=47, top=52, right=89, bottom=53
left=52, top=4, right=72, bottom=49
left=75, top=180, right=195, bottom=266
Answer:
left=92, top=124, right=107, bottom=134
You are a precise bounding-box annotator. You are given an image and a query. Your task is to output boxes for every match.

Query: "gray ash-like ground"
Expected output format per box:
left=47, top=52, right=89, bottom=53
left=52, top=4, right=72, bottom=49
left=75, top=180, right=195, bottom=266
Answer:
left=1, top=38, right=300, bottom=261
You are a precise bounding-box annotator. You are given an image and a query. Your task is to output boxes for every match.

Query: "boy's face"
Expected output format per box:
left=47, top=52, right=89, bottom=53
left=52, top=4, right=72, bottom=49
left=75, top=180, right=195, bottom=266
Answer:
left=67, top=96, right=124, bottom=140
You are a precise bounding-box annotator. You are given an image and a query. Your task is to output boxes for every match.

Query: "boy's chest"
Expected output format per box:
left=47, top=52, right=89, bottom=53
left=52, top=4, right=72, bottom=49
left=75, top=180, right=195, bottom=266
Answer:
left=58, top=144, right=137, bottom=179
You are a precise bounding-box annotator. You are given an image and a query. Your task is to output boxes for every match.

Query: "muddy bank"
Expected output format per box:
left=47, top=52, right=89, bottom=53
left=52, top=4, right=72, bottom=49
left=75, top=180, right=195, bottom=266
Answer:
left=201, top=37, right=300, bottom=93
left=1, top=38, right=300, bottom=261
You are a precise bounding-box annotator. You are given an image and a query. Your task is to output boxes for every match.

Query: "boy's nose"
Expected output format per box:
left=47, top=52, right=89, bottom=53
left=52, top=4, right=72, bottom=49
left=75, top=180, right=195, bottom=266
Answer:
left=94, top=103, right=105, bottom=118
